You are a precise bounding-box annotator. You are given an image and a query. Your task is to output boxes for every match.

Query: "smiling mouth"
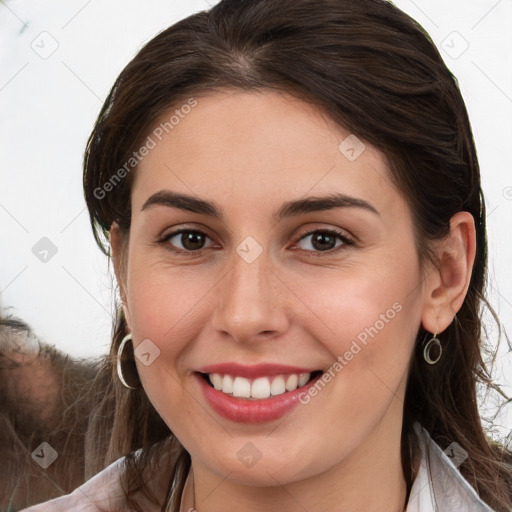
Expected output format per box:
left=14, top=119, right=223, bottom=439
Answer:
left=197, top=370, right=323, bottom=400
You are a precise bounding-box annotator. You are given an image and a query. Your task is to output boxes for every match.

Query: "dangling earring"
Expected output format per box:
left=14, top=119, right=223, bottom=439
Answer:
left=117, top=333, right=142, bottom=389
left=423, top=332, right=442, bottom=365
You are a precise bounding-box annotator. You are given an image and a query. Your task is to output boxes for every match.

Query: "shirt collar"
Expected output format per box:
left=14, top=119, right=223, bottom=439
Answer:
left=406, top=421, right=495, bottom=511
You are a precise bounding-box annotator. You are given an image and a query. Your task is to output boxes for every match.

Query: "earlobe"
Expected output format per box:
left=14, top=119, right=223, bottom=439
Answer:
left=421, top=211, right=476, bottom=334
left=110, top=222, right=131, bottom=328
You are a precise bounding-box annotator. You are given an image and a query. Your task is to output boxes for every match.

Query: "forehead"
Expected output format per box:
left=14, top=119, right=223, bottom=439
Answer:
left=131, top=89, right=402, bottom=219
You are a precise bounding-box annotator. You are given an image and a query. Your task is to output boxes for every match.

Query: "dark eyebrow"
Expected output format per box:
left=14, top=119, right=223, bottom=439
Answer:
left=275, top=193, right=379, bottom=219
left=141, top=190, right=379, bottom=220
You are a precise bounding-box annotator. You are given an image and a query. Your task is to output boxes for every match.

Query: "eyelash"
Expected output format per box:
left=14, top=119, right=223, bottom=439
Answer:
left=158, top=228, right=355, bottom=257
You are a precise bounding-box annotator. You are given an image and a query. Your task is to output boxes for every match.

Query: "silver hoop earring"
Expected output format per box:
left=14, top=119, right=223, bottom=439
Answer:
left=423, top=333, right=442, bottom=365
left=117, top=333, right=140, bottom=389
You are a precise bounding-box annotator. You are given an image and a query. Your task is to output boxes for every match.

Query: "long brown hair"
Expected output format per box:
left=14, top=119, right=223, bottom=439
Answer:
left=81, top=0, right=512, bottom=510
left=0, top=316, right=99, bottom=509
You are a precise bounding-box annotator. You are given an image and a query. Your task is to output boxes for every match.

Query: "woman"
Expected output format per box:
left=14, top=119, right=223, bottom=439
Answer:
left=21, top=0, right=512, bottom=510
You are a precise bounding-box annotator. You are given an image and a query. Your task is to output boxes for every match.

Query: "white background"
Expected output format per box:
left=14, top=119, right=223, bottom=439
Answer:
left=1, top=0, right=511, bottom=439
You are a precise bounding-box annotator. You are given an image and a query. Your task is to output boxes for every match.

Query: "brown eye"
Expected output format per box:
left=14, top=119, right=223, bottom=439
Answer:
left=294, top=229, right=354, bottom=255
left=161, top=230, right=214, bottom=253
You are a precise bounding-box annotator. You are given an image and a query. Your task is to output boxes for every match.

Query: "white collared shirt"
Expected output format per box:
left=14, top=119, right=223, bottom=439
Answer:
left=407, top=422, right=495, bottom=511
left=21, top=421, right=497, bottom=511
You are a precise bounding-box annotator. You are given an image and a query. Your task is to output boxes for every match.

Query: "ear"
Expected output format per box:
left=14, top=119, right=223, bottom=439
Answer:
left=421, top=211, right=476, bottom=334
left=110, top=222, right=132, bottom=330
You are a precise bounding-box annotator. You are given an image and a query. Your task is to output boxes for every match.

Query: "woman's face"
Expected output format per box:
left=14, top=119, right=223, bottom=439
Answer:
left=116, top=89, right=430, bottom=486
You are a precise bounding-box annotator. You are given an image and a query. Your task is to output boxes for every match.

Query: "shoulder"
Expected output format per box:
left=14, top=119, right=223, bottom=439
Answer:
left=19, top=456, right=128, bottom=511
left=406, top=422, right=496, bottom=512
left=19, top=444, right=175, bottom=512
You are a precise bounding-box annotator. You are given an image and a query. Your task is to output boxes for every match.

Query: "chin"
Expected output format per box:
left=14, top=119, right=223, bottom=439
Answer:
left=196, top=447, right=316, bottom=487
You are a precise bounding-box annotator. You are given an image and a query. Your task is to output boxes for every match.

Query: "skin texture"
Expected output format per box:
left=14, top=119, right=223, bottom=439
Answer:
left=110, top=89, right=476, bottom=512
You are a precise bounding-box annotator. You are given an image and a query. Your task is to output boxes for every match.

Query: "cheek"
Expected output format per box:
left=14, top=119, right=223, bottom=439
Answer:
left=126, top=254, right=201, bottom=345
left=125, top=265, right=200, bottom=430
left=281, top=261, right=421, bottom=475
left=123, top=258, right=199, bottom=395
left=297, top=252, right=422, bottom=396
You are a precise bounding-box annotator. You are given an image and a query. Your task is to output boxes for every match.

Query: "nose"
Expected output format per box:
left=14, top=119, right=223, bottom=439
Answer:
left=211, top=249, right=289, bottom=344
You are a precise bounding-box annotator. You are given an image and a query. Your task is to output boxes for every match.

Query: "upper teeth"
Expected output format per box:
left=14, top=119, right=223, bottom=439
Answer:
left=208, top=373, right=311, bottom=399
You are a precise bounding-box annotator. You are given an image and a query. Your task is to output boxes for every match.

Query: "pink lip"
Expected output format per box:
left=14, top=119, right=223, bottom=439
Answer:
left=195, top=370, right=323, bottom=424
left=196, top=362, right=317, bottom=379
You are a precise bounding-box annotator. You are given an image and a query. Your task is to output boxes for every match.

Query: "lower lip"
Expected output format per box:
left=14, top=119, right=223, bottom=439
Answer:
left=195, top=372, right=323, bottom=424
